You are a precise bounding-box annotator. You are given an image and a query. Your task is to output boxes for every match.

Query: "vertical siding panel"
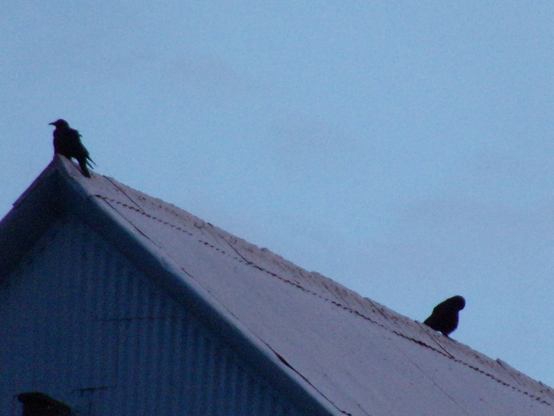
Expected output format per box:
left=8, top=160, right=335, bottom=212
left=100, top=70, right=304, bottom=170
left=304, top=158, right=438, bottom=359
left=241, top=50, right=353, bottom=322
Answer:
left=214, top=338, right=224, bottom=413
left=157, top=312, right=171, bottom=412
left=204, top=332, right=216, bottom=414
left=183, top=313, right=198, bottom=413
left=191, top=325, right=204, bottom=415
left=146, top=315, right=158, bottom=413
left=170, top=306, right=183, bottom=412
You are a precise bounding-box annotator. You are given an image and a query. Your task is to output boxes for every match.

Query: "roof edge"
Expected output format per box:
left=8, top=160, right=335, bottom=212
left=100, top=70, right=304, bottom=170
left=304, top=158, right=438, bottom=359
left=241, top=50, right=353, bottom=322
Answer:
left=0, top=158, right=64, bottom=277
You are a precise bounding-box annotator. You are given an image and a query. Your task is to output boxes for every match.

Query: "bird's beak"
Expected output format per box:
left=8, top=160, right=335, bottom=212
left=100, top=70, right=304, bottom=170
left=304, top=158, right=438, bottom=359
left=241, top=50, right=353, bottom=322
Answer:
left=49, top=122, right=55, bottom=125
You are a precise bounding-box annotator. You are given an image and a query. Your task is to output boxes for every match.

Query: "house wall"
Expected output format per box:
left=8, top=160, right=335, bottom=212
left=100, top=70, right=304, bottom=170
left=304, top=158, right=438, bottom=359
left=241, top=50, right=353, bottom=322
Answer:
left=0, top=216, right=305, bottom=416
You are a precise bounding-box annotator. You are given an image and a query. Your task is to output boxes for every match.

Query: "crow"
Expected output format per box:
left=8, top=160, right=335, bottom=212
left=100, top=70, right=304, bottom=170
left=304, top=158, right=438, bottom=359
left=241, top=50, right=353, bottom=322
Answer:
left=49, top=119, right=94, bottom=178
left=423, top=295, right=465, bottom=337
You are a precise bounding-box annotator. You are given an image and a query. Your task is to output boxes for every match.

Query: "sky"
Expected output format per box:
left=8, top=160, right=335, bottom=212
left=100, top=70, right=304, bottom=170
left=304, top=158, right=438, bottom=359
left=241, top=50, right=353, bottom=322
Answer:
left=2, top=2, right=554, bottom=387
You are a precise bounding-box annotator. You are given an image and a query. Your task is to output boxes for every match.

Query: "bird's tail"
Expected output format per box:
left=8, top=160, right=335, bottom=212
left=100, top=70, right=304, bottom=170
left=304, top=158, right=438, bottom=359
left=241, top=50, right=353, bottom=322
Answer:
left=79, top=159, right=92, bottom=178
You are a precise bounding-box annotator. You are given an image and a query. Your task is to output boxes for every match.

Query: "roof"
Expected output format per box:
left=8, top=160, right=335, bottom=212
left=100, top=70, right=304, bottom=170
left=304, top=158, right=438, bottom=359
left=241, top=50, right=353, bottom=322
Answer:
left=1, top=156, right=553, bottom=416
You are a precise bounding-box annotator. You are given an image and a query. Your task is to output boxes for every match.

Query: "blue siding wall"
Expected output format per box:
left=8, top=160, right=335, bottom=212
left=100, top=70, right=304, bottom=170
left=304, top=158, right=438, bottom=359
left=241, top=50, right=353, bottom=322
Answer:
left=0, top=216, right=305, bottom=416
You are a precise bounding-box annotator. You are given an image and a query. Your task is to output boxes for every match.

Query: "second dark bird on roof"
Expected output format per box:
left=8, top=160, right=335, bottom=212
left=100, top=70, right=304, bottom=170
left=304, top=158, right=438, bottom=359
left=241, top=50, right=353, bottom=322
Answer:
left=423, top=295, right=466, bottom=337
left=50, top=119, right=95, bottom=178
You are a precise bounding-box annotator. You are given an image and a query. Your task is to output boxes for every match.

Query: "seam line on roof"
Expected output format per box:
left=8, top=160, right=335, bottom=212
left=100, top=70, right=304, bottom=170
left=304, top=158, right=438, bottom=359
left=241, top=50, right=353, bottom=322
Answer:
left=93, top=195, right=553, bottom=407
left=98, top=196, right=165, bottom=250
left=265, top=342, right=353, bottom=416
left=104, top=178, right=147, bottom=213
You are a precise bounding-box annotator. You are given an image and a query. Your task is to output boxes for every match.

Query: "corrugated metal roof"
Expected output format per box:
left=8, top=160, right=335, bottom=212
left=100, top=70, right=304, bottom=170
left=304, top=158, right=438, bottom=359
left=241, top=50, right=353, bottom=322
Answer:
left=2, top=157, right=553, bottom=415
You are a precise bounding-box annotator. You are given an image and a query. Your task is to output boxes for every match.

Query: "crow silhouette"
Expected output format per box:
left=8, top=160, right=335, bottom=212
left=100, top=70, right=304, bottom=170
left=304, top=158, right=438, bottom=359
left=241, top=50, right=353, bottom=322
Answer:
left=50, top=119, right=94, bottom=177
left=423, top=295, right=465, bottom=337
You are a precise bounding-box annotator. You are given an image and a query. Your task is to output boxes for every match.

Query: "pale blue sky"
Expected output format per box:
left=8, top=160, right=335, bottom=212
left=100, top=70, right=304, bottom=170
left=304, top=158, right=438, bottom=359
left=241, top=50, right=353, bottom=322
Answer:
left=2, top=2, right=554, bottom=386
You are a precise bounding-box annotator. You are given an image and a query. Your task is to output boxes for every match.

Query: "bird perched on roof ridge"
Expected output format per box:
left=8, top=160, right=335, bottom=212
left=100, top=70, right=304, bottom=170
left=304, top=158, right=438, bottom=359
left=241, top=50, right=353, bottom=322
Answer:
left=49, top=119, right=95, bottom=178
left=423, top=295, right=465, bottom=337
